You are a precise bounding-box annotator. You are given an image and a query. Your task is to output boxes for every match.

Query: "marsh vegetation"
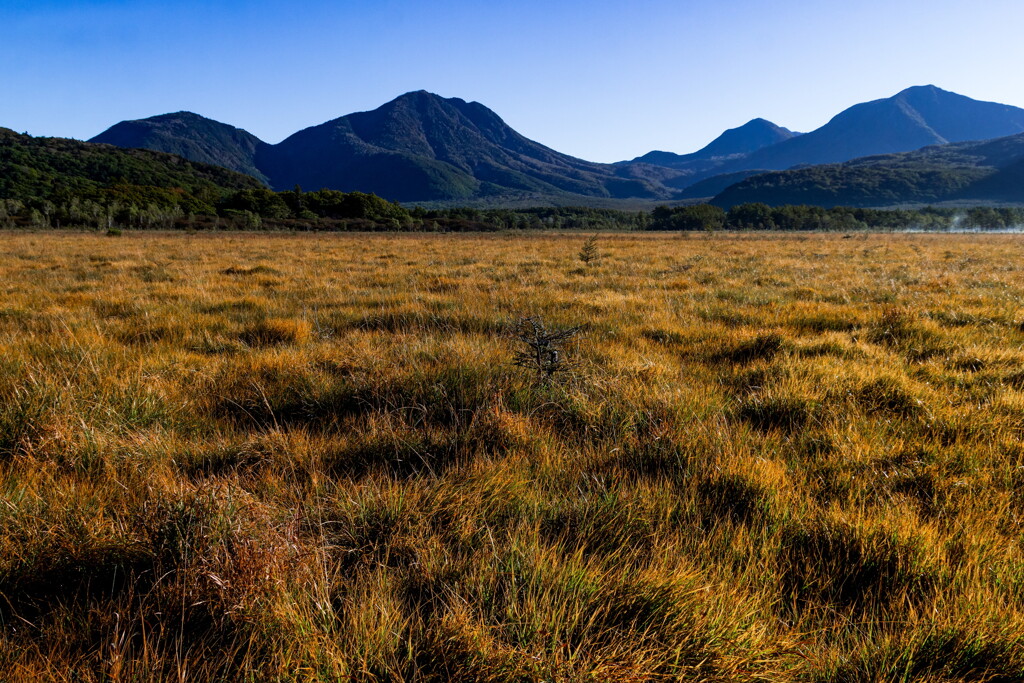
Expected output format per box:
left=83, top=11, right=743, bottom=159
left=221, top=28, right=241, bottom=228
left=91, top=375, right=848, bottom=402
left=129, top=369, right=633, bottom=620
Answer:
left=0, top=231, right=1023, bottom=680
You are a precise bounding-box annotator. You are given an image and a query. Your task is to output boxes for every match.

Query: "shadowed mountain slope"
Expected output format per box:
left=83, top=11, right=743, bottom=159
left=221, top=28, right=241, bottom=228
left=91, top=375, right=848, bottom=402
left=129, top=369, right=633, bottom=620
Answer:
left=712, top=132, right=1024, bottom=207
left=624, top=86, right=1024, bottom=195
left=632, top=118, right=799, bottom=168
left=737, top=85, right=1024, bottom=172
left=94, top=93, right=668, bottom=203
left=89, top=86, right=1024, bottom=205
left=91, top=112, right=271, bottom=184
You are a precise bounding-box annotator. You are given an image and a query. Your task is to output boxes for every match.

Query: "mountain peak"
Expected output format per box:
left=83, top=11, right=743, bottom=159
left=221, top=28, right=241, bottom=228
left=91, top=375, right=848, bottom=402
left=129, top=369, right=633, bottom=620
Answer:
left=392, top=89, right=442, bottom=101
left=122, top=111, right=228, bottom=127
left=156, top=110, right=206, bottom=119
left=250, top=91, right=665, bottom=202
left=90, top=111, right=269, bottom=183
left=892, top=84, right=962, bottom=106
left=627, top=117, right=797, bottom=169
left=898, top=84, right=945, bottom=95
left=386, top=90, right=467, bottom=107
left=690, top=118, right=798, bottom=159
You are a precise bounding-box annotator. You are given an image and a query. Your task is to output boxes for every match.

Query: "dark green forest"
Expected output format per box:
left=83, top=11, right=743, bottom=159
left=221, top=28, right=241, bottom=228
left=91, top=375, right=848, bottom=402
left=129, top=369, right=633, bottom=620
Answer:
left=711, top=133, right=1024, bottom=208
left=3, top=128, right=1023, bottom=233
left=648, top=203, right=1024, bottom=231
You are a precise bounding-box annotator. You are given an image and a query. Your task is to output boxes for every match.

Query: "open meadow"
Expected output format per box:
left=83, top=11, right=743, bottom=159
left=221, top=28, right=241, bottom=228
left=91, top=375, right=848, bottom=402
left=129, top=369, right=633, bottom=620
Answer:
left=2, top=230, right=1024, bottom=681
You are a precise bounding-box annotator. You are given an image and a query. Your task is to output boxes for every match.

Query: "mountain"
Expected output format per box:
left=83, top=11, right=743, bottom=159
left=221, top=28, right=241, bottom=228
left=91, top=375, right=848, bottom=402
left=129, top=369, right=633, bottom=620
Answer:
left=711, top=132, right=1024, bottom=208
left=258, top=90, right=669, bottom=202
left=621, top=85, right=1024, bottom=196
left=631, top=118, right=799, bottom=168
left=622, top=119, right=798, bottom=192
left=91, top=112, right=270, bottom=184
left=0, top=127, right=262, bottom=208
left=94, top=92, right=669, bottom=203
left=734, top=85, right=1024, bottom=172
left=89, top=86, right=1024, bottom=205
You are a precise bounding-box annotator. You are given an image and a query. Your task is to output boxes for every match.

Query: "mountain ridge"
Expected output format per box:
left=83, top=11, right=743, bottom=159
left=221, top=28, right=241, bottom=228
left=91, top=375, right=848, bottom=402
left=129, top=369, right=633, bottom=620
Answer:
left=94, top=92, right=669, bottom=203
left=88, top=86, right=1024, bottom=206
left=619, top=85, right=1024, bottom=195
left=731, top=85, right=1024, bottom=173
left=631, top=118, right=799, bottom=167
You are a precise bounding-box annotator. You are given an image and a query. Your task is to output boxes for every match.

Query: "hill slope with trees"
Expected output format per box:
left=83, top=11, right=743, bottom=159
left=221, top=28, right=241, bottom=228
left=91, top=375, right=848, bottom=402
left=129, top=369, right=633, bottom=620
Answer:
left=712, top=132, right=1024, bottom=207
left=0, top=127, right=264, bottom=226
left=92, top=112, right=271, bottom=184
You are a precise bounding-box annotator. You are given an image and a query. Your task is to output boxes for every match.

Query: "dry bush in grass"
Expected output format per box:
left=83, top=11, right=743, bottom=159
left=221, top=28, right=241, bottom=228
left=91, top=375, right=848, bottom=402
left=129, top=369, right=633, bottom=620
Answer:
left=509, top=316, right=582, bottom=384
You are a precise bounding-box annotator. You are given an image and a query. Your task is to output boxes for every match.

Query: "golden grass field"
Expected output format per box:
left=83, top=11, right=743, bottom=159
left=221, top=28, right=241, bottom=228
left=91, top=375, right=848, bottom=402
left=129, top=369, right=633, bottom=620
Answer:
left=1, top=230, right=1024, bottom=681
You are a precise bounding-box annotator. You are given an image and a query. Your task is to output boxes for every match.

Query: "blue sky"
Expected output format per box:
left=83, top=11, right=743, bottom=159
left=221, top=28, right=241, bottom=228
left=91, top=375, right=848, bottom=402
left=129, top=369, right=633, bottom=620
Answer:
left=2, top=0, right=1023, bottom=162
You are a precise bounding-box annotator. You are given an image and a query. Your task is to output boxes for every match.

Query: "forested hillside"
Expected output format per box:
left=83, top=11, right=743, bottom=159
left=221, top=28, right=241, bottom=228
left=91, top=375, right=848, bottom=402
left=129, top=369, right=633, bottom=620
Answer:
left=713, top=133, right=1024, bottom=207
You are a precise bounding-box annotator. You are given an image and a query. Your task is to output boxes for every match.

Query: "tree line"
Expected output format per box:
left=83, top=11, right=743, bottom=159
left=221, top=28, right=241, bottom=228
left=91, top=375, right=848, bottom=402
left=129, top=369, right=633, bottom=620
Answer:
left=0, top=184, right=653, bottom=232
left=4, top=185, right=1024, bottom=233
left=648, top=203, right=1024, bottom=231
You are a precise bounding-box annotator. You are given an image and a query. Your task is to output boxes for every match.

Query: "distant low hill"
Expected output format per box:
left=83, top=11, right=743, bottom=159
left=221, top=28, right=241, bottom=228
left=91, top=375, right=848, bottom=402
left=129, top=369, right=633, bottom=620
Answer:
left=625, top=119, right=799, bottom=187
left=712, top=132, right=1024, bottom=207
left=673, top=170, right=770, bottom=199
left=92, top=112, right=271, bottom=184
left=0, top=127, right=262, bottom=213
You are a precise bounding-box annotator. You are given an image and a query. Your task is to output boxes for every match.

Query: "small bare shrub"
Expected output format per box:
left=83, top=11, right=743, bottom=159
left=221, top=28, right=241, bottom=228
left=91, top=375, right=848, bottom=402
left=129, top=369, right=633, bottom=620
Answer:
left=509, top=316, right=582, bottom=383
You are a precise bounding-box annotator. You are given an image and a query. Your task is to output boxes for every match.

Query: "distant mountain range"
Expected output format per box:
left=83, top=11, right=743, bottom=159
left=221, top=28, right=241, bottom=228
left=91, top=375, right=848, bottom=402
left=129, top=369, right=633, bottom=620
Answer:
left=745, top=85, right=1024, bottom=164
left=70, top=85, right=1024, bottom=207
left=94, top=92, right=668, bottom=203
left=625, top=118, right=801, bottom=188
left=619, top=85, right=1024, bottom=192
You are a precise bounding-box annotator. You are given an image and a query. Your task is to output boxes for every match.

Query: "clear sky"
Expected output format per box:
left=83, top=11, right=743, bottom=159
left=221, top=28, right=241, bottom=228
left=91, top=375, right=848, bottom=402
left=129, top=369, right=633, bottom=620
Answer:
left=3, top=0, right=1023, bottom=162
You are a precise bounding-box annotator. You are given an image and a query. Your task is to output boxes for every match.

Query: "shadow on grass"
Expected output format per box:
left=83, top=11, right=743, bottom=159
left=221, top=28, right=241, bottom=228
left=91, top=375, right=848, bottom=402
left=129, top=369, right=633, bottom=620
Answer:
left=778, top=520, right=938, bottom=617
